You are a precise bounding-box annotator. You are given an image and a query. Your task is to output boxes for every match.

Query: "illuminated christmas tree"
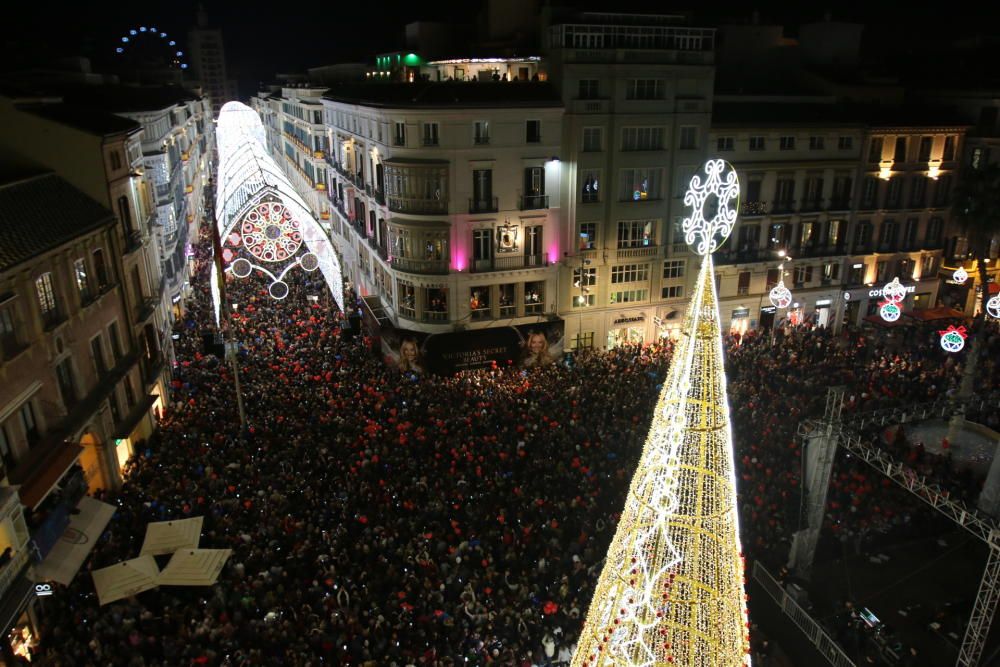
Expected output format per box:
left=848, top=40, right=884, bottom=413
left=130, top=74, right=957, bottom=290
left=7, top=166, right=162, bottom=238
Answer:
left=572, top=160, right=751, bottom=667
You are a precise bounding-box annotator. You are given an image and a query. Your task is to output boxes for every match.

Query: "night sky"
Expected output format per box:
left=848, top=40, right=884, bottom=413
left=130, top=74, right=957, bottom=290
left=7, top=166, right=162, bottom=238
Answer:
left=4, top=0, right=996, bottom=97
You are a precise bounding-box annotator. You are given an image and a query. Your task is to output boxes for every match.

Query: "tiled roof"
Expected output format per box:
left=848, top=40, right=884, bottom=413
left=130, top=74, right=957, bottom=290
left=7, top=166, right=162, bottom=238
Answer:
left=21, top=103, right=140, bottom=137
left=0, top=173, right=114, bottom=273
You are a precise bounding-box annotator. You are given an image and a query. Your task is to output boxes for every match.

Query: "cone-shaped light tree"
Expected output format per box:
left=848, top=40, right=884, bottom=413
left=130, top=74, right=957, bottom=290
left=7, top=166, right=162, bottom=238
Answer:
left=572, top=160, right=751, bottom=667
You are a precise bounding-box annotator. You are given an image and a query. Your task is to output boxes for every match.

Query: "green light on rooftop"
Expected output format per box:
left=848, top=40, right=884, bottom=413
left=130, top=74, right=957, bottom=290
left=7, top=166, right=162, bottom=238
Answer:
left=403, top=53, right=422, bottom=66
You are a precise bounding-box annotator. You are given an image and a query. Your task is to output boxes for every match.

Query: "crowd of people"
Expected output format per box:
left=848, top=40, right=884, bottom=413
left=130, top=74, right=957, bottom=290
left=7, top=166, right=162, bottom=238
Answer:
left=29, top=217, right=1000, bottom=665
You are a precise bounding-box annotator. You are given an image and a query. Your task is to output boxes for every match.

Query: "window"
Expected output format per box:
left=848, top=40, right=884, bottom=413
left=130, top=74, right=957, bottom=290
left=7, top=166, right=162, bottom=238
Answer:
left=611, top=263, right=650, bottom=284
left=108, top=387, right=121, bottom=424
left=110, top=150, right=122, bottom=170
left=749, top=136, right=765, bottom=151
left=56, top=357, right=76, bottom=407
left=394, top=121, right=406, bottom=146
left=617, top=220, right=654, bottom=248
left=626, top=79, right=664, bottom=100
left=809, top=136, right=825, bottom=150
left=397, top=280, right=416, bottom=317
left=717, top=136, right=734, bottom=151
left=868, top=137, right=884, bottom=163
left=827, top=219, right=842, bottom=247
left=861, top=177, right=878, bottom=207
left=573, top=294, right=596, bottom=308
left=893, top=136, right=907, bottom=162
left=934, top=174, right=953, bottom=206
left=854, top=220, right=873, bottom=249
left=573, top=267, right=597, bottom=287
left=132, top=266, right=145, bottom=306
left=943, top=135, right=957, bottom=161
left=525, top=225, right=543, bottom=258
left=620, top=168, right=661, bottom=201
left=768, top=223, right=790, bottom=250
left=578, top=79, right=599, bottom=99
left=474, top=121, right=490, bottom=145
left=117, top=195, right=134, bottom=236
left=94, top=249, right=109, bottom=289
left=921, top=254, right=938, bottom=277
left=662, top=260, right=685, bottom=279
left=0, top=305, right=18, bottom=359
left=469, top=287, right=491, bottom=319
left=679, top=126, right=698, bottom=150
left=903, top=217, right=919, bottom=249
left=879, top=219, right=899, bottom=248
left=765, top=268, right=780, bottom=291
left=823, top=262, right=840, bottom=282
left=886, top=178, right=902, bottom=207
left=123, top=374, right=136, bottom=408
left=422, top=122, right=439, bottom=146
left=20, top=402, right=38, bottom=446
left=622, top=127, right=665, bottom=151
left=1, top=423, right=14, bottom=471
left=35, top=272, right=58, bottom=325
left=579, top=222, right=597, bottom=249
left=582, top=127, right=603, bottom=152
left=793, top=265, right=814, bottom=286
left=737, top=271, right=751, bottom=295
left=91, top=335, right=107, bottom=377
left=779, top=136, right=795, bottom=150
left=838, top=136, right=853, bottom=150
left=75, top=258, right=91, bottom=303
left=472, top=169, right=493, bottom=211
left=662, top=285, right=684, bottom=299
left=526, top=120, right=541, bottom=143
left=918, top=136, right=933, bottom=161
left=910, top=176, right=928, bottom=208
left=610, top=289, right=647, bottom=304
left=570, top=331, right=595, bottom=349
left=926, top=217, right=943, bottom=244
left=109, top=321, right=123, bottom=362
left=876, top=260, right=890, bottom=282
left=472, top=229, right=492, bottom=261
left=581, top=170, right=600, bottom=203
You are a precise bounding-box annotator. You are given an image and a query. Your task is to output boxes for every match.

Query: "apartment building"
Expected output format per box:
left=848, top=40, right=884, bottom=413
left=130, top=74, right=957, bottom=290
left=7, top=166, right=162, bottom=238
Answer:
left=256, top=81, right=564, bottom=333
left=188, top=5, right=237, bottom=117
left=544, top=12, right=716, bottom=348
left=0, top=95, right=176, bottom=410
left=0, top=174, right=136, bottom=652
left=708, top=100, right=967, bottom=332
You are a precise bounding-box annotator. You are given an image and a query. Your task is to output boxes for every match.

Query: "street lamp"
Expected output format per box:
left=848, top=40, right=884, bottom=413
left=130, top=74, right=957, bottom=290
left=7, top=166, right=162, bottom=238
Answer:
left=573, top=257, right=593, bottom=349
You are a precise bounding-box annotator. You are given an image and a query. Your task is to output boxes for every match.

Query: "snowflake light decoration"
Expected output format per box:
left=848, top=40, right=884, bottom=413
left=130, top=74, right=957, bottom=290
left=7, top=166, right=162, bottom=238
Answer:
left=953, top=267, right=969, bottom=285
left=939, top=325, right=968, bottom=353
left=682, top=159, right=740, bottom=256
left=881, top=277, right=907, bottom=304
left=241, top=201, right=302, bottom=262
left=879, top=300, right=901, bottom=322
left=769, top=280, right=793, bottom=309
left=987, top=294, right=1000, bottom=320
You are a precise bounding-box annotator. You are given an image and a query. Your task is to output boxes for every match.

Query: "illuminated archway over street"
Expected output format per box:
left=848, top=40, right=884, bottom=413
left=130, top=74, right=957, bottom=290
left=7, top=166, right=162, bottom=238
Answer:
left=214, top=101, right=343, bottom=319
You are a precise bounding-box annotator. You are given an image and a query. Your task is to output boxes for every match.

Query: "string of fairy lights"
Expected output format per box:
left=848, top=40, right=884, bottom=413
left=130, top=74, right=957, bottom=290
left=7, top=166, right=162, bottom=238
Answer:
left=572, top=160, right=751, bottom=667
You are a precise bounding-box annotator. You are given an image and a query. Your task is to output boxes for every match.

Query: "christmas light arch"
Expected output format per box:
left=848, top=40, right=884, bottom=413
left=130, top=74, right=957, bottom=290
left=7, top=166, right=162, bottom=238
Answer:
left=215, top=102, right=344, bottom=316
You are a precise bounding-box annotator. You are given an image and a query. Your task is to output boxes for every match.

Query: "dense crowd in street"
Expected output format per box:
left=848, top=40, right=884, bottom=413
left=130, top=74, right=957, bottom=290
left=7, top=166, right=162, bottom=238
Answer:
left=29, top=220, right=999, bottom=666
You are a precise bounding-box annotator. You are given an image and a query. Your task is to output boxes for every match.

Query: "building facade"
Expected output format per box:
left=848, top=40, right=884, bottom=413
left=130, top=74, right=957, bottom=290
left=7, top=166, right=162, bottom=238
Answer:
left=187, top=5, right=237, bottom=117
left=0, top=174, right=146, bottom=658
left=254, top=83, right=564, bottom=334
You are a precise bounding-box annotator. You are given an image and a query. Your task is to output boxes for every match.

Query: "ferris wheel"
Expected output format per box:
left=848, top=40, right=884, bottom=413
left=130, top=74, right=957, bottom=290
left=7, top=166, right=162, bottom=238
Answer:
left=114, top=25, right=188, bottom=71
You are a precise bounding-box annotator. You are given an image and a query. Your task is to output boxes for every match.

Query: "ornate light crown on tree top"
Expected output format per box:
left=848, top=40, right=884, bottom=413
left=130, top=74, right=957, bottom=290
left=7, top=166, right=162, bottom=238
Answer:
left=683, top=159, right=740, bottom=256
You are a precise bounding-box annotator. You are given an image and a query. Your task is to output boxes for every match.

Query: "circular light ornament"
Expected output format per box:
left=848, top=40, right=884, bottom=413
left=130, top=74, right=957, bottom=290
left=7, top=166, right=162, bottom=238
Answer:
left=769, top=281, right=792, bottom=309
left=882, top=277, right=906, bottom=303
left=953, top=267, right=969, bottom=284
left=988, top=294, right=1000, bottom=319
left=682, top=159, right=740, bottom=256
left=240, top=201, right=302, bottom=263
left=231, top=258, right=253, bottom=279
left=939, top=325, right=968, bottom=353
left=879, top=300, right=901, bottom=322
left=299, top=252, right=319, bottom=272
left=269, top=281, right=290, bottom=300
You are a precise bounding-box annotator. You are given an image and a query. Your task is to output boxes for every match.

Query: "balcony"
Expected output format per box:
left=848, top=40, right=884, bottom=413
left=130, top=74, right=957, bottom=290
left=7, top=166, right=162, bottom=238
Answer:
left=390, top=256, right=449, bottom=275
left=740, top=201, right=768, bottom=217
left=771, top=200, right=796, bottom=215
left=471, top=254, right=547, bottom=273
left=387, top=196, right=448, bottom=215
left=520, top=194, right=549, bottom=210
left=423, top=310, right=449, bottom=323
left=799, top=198, right=823, bottom=213
left=616, top=245, right=658, bottom=259
left=828, top=197, right=851, bottom=211
left=136, top=296, right=159, bottom=323
left=469, top=197, right=499, bottom=214
left=716, top=248, right=761, bottom=265
left=474, top=136, right=490, bottom=145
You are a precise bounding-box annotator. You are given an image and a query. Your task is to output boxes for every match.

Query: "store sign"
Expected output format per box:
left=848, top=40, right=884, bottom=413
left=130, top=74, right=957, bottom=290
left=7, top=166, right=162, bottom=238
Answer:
left=613, top=315, right=645, bottom=325
left=816, top=299, right=832, bottom=306
left=732, top=308, right=750, bottom=319
left=868, top=284, right=915, bottom=298
left=35, top=583, right=54, bottom=597
left=760, top=306, right=776, bottom=314
left=843, top=292, right=851, bottom=301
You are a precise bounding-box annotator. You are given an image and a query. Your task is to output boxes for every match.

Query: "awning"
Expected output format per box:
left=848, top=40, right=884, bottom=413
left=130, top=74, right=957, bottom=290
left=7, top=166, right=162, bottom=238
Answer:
left=990, top=283, right=1000, bottom=295
left=139, top=516, right=204, bottom=556
left=862, top=314, right=908, bottom=328
left=905, top=306, right=967, bottom=321
left=0, top=574, right=33, bottom=634
left=9, top=442, right=83, bottom=510
left=91, top=555, right=160, bottom=606
left=34, top=496, right=116, bottom=586
left=158, top=548, right=232, bottom=586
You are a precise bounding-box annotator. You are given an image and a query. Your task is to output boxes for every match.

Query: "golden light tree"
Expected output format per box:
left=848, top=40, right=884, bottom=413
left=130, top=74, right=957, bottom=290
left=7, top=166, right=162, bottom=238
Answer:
left=573, top=160, right=751, bottom=667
